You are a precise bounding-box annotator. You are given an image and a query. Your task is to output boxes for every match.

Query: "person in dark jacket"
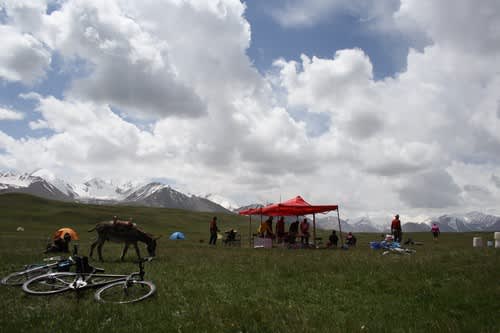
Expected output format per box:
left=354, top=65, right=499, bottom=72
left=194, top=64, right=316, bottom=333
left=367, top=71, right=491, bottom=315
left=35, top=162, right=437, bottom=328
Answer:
left=45, top=233, right=71, bottom=253
left=209, top=216, right=219, bottom=245
left=327, top=230, right=339, bottom=248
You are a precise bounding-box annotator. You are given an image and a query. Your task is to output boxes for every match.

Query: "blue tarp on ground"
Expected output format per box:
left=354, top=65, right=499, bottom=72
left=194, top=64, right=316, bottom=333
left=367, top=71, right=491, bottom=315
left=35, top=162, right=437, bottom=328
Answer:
left=169, top=231, right=185, bottom=240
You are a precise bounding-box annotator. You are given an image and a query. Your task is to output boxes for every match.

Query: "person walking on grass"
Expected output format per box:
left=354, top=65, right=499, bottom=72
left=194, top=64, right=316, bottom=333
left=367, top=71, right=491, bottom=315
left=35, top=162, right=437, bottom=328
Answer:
left=209, top=216, right=219, bottom=245
left=391, top=214, right=402, bottom=243
left=431, top=223, right=440, bottom=241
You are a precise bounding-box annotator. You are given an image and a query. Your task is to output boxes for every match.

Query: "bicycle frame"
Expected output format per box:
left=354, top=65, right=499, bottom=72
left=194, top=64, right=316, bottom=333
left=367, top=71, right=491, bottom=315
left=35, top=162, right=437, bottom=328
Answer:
left=65, top=257, right=149, bottom=291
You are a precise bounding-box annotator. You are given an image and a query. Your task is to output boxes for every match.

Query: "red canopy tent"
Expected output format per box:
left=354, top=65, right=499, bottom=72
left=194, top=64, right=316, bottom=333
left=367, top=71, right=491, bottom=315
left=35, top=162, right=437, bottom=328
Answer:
left=238, top=196, right=342, bottom=247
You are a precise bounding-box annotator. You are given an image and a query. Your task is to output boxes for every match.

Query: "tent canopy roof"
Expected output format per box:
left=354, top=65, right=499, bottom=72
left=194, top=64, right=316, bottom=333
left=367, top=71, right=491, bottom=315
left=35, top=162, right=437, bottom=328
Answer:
left=238, top=196, right=338, bottom=217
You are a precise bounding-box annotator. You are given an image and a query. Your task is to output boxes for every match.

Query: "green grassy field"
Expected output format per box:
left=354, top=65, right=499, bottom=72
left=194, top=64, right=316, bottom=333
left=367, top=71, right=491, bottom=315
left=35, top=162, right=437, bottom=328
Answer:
left=0, top=193, right=499, bottom=333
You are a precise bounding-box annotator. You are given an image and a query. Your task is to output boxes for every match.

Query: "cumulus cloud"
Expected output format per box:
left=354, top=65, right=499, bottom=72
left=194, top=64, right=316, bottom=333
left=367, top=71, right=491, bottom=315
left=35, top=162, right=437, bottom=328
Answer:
left=491, top=174, right=500, bottom=189
left=0, top=0, right=500, bottom=217
left=0, top=25, right=51, bottom=83
left=398, top=169, right=462, bottom=208
left=268, top=0, right=398, bottom=28
left=0, top=107, right=24, bottom=120
left=463, top=184, right=491, bottom=201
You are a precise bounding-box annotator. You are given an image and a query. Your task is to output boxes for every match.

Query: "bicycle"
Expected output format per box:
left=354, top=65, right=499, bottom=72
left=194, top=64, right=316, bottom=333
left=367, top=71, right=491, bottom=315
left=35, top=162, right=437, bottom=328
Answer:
left=1, top=256, right=74, bottom=286
left=22, top=256, right=156, bottom=304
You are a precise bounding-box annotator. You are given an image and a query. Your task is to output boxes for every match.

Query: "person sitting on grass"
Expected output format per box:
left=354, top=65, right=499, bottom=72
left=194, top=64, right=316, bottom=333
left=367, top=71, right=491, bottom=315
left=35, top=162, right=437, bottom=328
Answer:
left=45, top=233, right=72, bottom=253
left=345, top=232, right=357, bottom=246
left=327, top=230, right=339, bottom=248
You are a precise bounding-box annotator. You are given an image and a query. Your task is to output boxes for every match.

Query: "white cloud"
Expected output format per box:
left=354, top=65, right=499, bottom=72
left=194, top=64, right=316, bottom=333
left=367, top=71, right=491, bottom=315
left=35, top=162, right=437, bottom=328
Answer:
left=0, top=107, right=24, bottom=120
left=268, top=0, right=399, bottom=28
left=398, top=169, right=462, bottom=208
left=28, top=119, right=48, bottom=130
left=0, top=0, right=500, bottom=218
left=0, top=25, right=51, bottom=83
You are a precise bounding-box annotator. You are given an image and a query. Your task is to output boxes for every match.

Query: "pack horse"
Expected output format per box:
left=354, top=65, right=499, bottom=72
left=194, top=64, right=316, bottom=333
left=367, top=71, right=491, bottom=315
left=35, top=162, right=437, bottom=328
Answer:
left=88, top=221, right=159, bottom=261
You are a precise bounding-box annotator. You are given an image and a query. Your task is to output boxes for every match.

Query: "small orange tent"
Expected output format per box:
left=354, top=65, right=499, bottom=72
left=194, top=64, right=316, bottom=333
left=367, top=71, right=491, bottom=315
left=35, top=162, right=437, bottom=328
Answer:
left=53, top=227, right=79, bottom=241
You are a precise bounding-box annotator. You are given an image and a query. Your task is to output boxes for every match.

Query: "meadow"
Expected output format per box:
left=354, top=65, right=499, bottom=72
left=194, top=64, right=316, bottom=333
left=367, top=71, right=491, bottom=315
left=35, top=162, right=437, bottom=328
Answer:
left=0, top=193, right=498, bottom=333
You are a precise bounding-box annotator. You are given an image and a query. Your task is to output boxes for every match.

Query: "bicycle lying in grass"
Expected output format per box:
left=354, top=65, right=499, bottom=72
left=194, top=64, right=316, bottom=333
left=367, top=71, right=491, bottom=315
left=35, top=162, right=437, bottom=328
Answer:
left=22, top=256, right=156, bottom=304
left=1, top=256, right=74, bottom=286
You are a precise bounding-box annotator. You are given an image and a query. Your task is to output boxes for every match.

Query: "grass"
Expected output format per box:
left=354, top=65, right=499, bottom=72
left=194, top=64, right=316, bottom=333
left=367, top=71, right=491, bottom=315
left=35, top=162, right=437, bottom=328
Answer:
left=0, top=193, right=499, bottom=332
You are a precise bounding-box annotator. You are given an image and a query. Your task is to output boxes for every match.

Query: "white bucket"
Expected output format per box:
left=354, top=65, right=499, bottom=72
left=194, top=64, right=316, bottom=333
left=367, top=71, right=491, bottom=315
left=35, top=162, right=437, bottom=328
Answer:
left=487, top=240, right=494, bottom=247
left=472, top=237, right=483, bottom=248
left=494, top=232, right=500, bottom=240
left=496, top=240, right=500, bottom=248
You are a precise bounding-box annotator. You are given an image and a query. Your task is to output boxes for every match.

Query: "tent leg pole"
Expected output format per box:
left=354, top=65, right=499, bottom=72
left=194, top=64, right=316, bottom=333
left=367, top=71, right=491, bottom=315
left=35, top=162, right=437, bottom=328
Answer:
left=248, top=216, right=252, bottom=248
left=337, top=209, right=343, bottom=247
left=313, top=213, right=316, bottom=248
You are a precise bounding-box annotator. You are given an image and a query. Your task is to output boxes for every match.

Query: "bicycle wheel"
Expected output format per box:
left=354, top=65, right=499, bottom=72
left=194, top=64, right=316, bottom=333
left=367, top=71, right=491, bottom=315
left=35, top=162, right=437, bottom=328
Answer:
left=22, top=272, right=76, bottom=295
left=1, top=266, right=50, bottom=286
left=95, top=280, right=156, bottom=304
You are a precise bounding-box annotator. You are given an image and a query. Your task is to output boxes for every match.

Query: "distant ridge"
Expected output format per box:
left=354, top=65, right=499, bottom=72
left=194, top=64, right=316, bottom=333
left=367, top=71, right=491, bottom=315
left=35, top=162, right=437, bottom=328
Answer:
left=0, top=171, right=230, bottom=213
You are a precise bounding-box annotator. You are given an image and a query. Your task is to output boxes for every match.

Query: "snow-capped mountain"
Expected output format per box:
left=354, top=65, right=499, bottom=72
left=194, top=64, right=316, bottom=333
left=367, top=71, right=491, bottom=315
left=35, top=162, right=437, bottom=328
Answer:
left=72, top=178, right=140, bottom=201
left=0, top=171, right=230, bottom=213
left=233, top=203, right=264, bottom=213
left=0, top=171, right=72, bottom=201
left=317, top=216, right=382, bottom=233
left=315, top=213, right=500, bottom=233
left=30, top=169, right=78, bottom=198
left=123, top=183, right=230, bottom=212
left=2, top=170, right=500, bottom=226
left=203, top=193, right=239, bottom=211
left=425, top=213, right=500, bottom=232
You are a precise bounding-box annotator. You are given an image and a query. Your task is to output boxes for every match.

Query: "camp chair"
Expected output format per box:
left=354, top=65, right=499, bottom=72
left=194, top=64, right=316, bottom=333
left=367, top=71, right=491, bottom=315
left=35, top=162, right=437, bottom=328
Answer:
left=222, top=230, right=241, bottom=247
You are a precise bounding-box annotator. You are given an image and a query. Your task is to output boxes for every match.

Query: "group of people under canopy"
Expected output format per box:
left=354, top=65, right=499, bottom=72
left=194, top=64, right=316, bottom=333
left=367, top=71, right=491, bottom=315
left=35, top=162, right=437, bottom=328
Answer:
left=257, top=215, right=357, bottom=248
left=257, top=216, right=312, bottom=245
left=239, top=195, right=345, bottom=248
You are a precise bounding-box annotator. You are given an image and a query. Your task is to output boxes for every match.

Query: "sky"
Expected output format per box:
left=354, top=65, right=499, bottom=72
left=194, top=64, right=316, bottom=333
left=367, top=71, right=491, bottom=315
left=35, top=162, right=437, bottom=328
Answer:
left=0, top=0, right=499, bottom=223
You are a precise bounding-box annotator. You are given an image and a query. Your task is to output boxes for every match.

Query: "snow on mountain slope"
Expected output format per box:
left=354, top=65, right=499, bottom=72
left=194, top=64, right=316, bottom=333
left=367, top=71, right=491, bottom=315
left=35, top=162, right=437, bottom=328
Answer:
left=0, top=171, right=37, bottom=188
left=124, top=183, right=169, bottom=201
left=30, top=169, right=77, bottom=198
left=202, top=193, right=239, bottom=211
left=72, top=178, right=143, bottom=201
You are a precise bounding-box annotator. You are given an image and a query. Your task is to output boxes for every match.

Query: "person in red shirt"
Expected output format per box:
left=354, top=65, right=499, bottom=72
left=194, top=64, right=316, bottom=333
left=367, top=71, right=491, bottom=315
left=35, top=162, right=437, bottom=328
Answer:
left=431, top=223, right=440, bottom=240
left=275, top=216, right=285, bottom=243
left=391, top=214, right=402, bottom=242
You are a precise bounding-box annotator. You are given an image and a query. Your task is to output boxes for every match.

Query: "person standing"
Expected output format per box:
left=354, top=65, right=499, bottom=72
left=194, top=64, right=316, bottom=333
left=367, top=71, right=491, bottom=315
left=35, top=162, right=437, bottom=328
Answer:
left=209, top=216, right=219, bottom=245
left=391, top=214, right=402, bottom=243
left=275, top=217, right=285, bottom=242
left=300, top=218, right=310, bottom=246
left=288, top=219, right=299, bottom=243
left=265, top=216, right=274, bottom=238
left=431, top=223, right=440, bottom=241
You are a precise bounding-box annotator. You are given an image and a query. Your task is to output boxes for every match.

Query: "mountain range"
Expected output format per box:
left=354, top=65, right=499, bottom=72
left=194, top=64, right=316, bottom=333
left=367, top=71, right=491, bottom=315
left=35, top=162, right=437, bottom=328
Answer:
left=1, top=170, right=499, bottom=232
left=316, top=213, right=500, bottom=233
left=0, top=170, right=231, bottom=213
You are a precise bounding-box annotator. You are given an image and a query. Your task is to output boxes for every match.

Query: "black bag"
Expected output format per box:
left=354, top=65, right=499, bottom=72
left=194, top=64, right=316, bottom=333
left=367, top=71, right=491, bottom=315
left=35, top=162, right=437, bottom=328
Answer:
left=74, top=256, right=94, bottom=274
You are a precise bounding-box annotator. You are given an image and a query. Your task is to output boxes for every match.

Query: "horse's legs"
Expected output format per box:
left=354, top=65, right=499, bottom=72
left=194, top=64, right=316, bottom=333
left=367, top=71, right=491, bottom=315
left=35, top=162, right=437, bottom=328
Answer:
left=89, top=239, right=99, bottom=258
left=133, top=242, right=141, bottom=259
left=121, top=243, right=129, bottom=261
left=97, top=242, right=104, bottom=262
